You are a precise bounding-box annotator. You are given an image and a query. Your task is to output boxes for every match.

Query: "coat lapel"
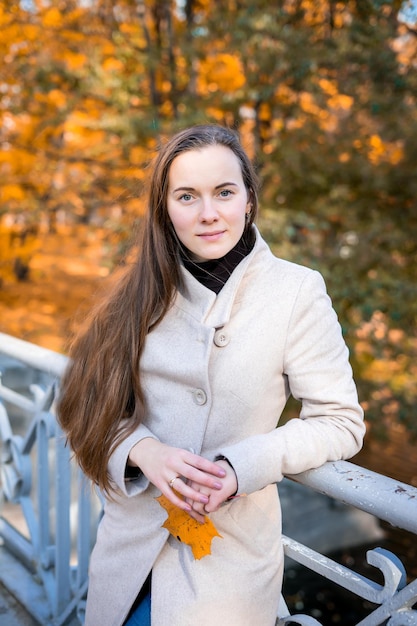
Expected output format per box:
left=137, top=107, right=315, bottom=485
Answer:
left=176, top=227, right=266, bottom=329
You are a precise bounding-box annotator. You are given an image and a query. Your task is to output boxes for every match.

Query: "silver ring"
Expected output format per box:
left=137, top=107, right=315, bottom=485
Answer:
left=169, top=476, right=179, bottom=489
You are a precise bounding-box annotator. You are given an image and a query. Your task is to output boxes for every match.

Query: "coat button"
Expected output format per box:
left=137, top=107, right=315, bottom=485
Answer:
left=214, top=329, right=230, bottom=347
left=193, top=389, right=207, bottom=405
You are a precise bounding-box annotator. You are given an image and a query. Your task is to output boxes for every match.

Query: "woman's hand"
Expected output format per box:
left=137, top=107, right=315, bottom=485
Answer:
left=128, top=438, right=226, bottom=522
left=185, top=459, right=238, bottom=521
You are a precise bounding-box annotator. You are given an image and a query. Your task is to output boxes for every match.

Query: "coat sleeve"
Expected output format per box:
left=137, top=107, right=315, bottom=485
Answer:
left=107, top=423, right=160, bottom=496
left=216, top=269, right=366, bottom=496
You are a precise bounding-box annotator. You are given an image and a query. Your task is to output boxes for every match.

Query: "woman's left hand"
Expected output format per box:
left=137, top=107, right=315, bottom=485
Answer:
left=186, top=459, right=237, bottom=521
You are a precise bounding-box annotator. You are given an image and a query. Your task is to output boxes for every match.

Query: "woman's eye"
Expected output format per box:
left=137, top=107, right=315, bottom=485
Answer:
left=219, top=189, right=232, bottom=197
left=179, top=193, right=193, bottom=202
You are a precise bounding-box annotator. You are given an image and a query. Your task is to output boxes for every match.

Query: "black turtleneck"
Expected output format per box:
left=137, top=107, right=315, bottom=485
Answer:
left=181, top=228, right=256, bottom=294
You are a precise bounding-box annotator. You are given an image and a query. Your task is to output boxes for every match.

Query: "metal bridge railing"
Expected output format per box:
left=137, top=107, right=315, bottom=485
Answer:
left=0, top=331, right=416, bottom=625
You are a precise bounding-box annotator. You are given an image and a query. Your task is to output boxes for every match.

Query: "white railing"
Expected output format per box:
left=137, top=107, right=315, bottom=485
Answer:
left=0, top=332, right=416, bottom=626
left=0, top=333, right=100, bottom=625
left=279, top=464, right=417, bottom=625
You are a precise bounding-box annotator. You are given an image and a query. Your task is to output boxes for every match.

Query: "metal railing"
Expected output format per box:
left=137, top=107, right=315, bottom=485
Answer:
left=0, top=331, right=416, bottom=626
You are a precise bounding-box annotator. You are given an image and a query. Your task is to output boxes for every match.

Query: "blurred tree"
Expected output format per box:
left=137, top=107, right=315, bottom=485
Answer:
left=0, top=0, right=416, bottom=433
left=176, top=0, right=417, bottom=432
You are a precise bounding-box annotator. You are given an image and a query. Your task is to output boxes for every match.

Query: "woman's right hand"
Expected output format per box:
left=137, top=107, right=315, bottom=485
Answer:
left=128, top=438, right=226, bottom=522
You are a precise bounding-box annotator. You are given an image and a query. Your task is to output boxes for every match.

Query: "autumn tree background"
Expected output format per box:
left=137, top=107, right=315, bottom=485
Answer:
left=1, top=0, right=416, bottom=444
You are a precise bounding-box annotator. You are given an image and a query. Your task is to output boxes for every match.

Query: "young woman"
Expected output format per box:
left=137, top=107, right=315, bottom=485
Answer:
left=57, top=124, right=365, bottom=626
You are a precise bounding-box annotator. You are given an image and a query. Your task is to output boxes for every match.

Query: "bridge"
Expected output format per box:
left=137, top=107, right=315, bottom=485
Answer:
left=0, top=331, right=416, bottom=625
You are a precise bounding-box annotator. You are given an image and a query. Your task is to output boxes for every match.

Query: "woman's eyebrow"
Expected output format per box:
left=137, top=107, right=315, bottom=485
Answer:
left=215, top=182, right=239, bottom=189
left=173, top=182, right=239, bottom=193
left=172, top=186, right=195, bottom=193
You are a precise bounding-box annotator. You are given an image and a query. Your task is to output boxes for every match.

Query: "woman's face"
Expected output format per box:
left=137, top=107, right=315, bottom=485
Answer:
left=167, top=144, right=250, bottom=262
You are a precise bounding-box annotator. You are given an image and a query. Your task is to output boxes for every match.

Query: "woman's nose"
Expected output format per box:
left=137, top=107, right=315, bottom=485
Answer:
left=199, top=198, right=219, bottom=221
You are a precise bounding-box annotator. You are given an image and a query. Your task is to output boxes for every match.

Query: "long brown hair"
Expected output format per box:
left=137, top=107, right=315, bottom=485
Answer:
left=57, top=124, right=259, bottom=493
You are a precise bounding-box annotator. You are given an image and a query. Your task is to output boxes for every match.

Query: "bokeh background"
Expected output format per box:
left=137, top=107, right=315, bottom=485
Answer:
left=0, top=1, right=416, bottom=620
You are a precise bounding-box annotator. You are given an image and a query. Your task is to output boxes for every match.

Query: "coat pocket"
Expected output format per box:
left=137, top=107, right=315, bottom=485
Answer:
left=224, top=487, right=281, bottom=556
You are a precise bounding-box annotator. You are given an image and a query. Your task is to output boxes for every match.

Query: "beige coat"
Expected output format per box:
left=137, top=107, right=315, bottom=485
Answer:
left=84, top=229, right=365, bottom=626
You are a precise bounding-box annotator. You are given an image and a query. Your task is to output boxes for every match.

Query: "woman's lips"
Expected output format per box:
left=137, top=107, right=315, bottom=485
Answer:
left=197, top=230, right=225, bottom=241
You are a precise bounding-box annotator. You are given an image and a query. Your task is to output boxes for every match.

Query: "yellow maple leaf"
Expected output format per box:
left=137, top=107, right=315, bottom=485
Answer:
left=156, top=494, right=222, bottom=560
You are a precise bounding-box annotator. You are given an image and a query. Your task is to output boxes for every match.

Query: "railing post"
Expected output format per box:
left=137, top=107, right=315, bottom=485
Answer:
left=54, top=420, right=73, bottom=618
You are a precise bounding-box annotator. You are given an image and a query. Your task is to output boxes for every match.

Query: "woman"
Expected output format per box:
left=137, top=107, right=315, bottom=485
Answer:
left=58, top=124, right=365, bottom=626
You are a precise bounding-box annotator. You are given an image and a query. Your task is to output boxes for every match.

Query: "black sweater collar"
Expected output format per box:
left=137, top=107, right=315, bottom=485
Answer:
left=180, top=228, right=256, bottom=294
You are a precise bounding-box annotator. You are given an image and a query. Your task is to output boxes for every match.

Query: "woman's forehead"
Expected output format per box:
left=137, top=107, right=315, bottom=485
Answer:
left=168, top=145, right=243, bottom=185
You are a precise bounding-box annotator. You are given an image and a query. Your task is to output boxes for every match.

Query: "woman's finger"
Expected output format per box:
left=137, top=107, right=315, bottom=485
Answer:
left=183, top=451, right=226, bottom=479
left=168, top=476, right=210, bottom=506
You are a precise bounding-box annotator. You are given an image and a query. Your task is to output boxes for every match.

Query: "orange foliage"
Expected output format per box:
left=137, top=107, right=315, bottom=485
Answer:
left=156, top=494, right=223, bottom=560
left=0, top=0, right=415, bottom=437
left=197, top=53, right=246, bottom=94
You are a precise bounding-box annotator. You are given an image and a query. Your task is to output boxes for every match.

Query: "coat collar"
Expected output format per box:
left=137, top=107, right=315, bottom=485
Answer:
left=175, top=226, right=268, bottom=328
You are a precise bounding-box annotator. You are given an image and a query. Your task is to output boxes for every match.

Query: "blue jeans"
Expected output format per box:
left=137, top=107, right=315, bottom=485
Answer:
left=124, top=588, right=151, bottom=626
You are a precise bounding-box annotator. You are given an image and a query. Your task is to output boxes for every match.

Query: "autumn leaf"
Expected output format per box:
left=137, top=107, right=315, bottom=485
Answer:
left=156, top=494, right=222, bottom=560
